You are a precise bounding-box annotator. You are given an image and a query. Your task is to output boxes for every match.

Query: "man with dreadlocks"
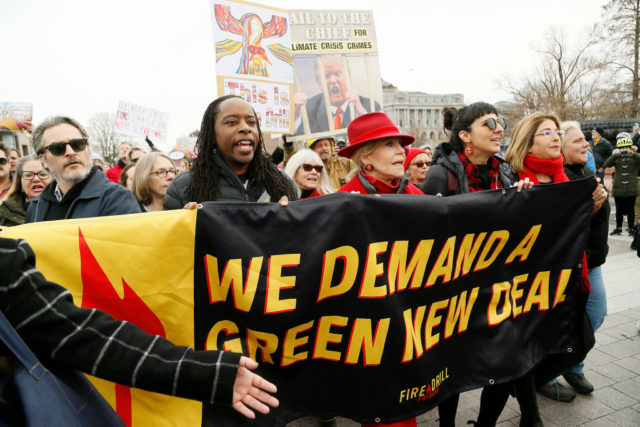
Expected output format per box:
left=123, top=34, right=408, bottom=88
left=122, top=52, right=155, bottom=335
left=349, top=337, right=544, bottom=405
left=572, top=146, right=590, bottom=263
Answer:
left=164, top=95, right=297, bottom=208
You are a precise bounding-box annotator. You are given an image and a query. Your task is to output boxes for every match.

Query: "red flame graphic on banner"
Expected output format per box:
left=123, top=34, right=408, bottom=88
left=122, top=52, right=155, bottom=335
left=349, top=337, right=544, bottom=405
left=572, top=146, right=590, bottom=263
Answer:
left=78, top=229, right=166, bottom=426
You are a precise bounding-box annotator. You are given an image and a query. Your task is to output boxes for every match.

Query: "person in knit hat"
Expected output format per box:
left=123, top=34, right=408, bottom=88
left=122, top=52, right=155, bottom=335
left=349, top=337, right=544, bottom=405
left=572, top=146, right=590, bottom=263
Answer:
left=589, top=127, right=613, bottom=181
left=403, top=147, right=430, bottom=185
left=604, top=136, right=640, bottom=236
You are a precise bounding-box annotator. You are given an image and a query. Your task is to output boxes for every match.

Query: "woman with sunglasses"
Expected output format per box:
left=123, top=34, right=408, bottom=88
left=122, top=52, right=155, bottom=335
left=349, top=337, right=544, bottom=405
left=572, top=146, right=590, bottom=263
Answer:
left=284, top=149, right=334, bottom=199
left=0, top=155, right=52, bottom=226
left=420, top=103, right=538, bottom=427
left=420, top=103, right=512, bottom=197
left=404, top=148, right=430, bottom=185
left=131, top=153, right=177, bottom=212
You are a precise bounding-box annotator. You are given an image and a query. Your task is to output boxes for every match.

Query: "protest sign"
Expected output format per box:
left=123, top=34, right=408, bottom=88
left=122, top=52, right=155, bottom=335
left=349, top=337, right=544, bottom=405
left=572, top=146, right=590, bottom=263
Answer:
left=289, top=9, right=383, bottom=142
left=211, top=0, right=294, bottom=134
left=114, top=101, right=169, bottom=142
left=1, top=179, right=595, bottom=425
left=0, top=102, right=33, bottom=130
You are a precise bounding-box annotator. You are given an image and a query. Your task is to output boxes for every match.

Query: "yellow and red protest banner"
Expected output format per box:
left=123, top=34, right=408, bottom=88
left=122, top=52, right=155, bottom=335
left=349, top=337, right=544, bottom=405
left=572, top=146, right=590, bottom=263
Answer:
left=1, top=209, right=201, bottom=426
left=1, top=178, right=597, bottom=425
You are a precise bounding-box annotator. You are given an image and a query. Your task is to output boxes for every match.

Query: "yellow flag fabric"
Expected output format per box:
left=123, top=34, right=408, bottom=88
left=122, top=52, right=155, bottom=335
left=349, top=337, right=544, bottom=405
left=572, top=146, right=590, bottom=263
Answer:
left=1, top=210, right=201, bottom=426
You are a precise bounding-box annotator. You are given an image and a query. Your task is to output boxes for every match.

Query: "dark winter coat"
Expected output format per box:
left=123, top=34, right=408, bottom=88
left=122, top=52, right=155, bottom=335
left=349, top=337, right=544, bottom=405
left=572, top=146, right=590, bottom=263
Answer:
left=603, top=147, right=640, bottom=197
left=0, top=196, right=26, bottom=226
left=163, top=153, right=297, bottom=209
left=590, top=138, right=613, bottom=170
left=419, top=141, right=512, bottom=196
left=25, top=167, right=141, bottom=222
left=564, top=163, right=610, bottom=268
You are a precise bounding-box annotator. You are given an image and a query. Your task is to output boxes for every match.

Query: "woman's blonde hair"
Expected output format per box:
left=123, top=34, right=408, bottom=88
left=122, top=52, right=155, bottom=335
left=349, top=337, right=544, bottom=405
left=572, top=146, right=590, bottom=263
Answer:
left=350, top=139, right=386, bottom=171
left=505, top=112, right=561, bottom=172
left=131, top=152, right=172, bottom=205
left=283, top=149, right=334, bottom=196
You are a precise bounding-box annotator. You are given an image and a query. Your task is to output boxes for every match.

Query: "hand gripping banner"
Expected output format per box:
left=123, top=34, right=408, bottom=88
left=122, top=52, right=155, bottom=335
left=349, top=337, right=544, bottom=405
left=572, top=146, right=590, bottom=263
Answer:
left=1, top=178, right=595, bottom=426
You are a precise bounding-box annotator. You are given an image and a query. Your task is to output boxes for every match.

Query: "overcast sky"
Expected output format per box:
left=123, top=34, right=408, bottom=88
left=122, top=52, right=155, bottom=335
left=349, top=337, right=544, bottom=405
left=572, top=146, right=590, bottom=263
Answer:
left=2, top=0, right=607, bottom=151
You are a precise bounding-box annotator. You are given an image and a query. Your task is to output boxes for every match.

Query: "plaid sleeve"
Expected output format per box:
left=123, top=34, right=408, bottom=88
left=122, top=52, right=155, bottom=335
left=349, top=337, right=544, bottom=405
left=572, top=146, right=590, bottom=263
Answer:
left=0, top=238, right=241, bottom=405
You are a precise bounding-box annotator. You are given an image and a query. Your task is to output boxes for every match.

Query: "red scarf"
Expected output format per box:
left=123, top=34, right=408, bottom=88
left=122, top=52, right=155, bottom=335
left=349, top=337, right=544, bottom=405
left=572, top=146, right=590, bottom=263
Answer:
left=518, top=154, right=569, bottom=184
left=518, top=155, right=590, bottom=291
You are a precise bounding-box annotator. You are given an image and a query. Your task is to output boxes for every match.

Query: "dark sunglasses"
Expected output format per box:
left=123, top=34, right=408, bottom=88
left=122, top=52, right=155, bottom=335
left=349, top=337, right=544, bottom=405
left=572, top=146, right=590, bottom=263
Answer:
left=482, top=117, right=507, bottom=131
left=39, top=138, right=88, bottom=156
left=0, top=157, right=7, bottom=165
left=301, top=163, right=323, bottom=173
left=410, top=161, right=431, bottom=168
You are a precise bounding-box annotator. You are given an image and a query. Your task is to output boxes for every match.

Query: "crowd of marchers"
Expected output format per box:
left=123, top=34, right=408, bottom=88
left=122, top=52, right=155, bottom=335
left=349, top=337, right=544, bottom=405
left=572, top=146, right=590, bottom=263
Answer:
left=1, top=94, right=640, bottom=426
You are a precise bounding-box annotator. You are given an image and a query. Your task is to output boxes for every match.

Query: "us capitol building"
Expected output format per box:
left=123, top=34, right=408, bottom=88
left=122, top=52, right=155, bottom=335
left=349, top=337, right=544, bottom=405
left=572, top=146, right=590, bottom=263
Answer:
left=382, top=79, right=464, bottom=147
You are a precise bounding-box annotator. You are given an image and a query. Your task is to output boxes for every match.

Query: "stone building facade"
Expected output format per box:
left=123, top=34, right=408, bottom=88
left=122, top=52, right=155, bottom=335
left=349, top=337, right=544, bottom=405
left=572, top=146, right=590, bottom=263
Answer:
left=382, top=80, right=464, bottom=147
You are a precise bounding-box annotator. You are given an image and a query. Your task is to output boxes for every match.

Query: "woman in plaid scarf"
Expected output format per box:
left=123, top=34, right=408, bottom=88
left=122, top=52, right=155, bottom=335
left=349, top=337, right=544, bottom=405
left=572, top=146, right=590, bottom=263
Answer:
left=421, top=102, right=535, bottom=427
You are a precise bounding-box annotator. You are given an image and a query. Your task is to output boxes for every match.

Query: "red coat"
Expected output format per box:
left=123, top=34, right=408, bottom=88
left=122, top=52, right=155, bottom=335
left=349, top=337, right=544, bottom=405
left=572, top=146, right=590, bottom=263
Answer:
left=338, top=173, right=423, bottom=195
left=339, top=172, right=421, bottom=427
left=300, top=189, right=324, bottom=199
left=106, top=162, right=123, bottom=183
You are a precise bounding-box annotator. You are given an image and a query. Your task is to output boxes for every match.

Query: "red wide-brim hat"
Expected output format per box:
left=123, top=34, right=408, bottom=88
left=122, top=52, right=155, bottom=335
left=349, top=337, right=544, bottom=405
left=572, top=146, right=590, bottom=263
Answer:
left=337, top=112, right=415, bottom=159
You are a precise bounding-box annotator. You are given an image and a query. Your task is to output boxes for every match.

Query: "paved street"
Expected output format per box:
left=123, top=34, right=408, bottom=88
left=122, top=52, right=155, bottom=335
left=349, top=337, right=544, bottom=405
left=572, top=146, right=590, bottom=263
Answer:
left=290, top=193, right=640, bottom=427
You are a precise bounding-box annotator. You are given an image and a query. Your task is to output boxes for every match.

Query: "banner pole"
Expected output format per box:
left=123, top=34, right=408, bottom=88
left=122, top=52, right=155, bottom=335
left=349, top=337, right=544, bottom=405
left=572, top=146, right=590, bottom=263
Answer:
left=365, top=54, right=375, bottom=113
left=343, top=56, right=355, bottom=127
left=294, top=70, right=311, bottom=135
left=317, top=56, right=335, bottom=131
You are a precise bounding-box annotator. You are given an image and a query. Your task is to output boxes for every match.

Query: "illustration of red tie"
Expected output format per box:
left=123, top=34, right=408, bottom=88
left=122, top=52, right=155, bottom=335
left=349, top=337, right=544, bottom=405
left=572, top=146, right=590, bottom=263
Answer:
left=334, top=108, right=342, bottom=130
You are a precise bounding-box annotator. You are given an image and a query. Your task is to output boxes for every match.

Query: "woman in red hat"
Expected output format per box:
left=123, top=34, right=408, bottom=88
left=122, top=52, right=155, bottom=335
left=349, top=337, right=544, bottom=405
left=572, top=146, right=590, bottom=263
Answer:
left=337, top=113, right=420, bottom=427
left=404, top=147, right=430, bottom=185
left=336, top=112, right=423, bottom=196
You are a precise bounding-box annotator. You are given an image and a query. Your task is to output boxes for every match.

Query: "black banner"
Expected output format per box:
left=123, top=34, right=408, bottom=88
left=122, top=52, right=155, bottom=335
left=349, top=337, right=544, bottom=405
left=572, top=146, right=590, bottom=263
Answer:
left=194, top=178, right=594, bottom=425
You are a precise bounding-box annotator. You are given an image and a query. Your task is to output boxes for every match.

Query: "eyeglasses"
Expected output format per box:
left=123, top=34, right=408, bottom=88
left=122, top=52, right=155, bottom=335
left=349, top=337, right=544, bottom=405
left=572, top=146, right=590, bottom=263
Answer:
left=21, top=170, right=51, bottom=180
left=534, top=129, right=564, bottom=138
left=482, top=117, right=507, bottom=131
left=39, top=138, right=88, bottom=156
left=301, top=164, right=323, bottom=173
left=150, top=168, right=177, bottom=178
left=410, top=161, right=431, bottom=168
left=0, top=157, right=7, bottom=165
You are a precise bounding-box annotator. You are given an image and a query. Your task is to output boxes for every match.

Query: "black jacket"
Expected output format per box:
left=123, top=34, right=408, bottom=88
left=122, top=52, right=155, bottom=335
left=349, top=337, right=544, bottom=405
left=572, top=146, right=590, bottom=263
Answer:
left=589, top=138, right=613, bottom=170
left=25, top=167, right=140, bottom=222
left=419, top=141, right=512, bottom=196
left=163, top=153, right=296, bottom=209
left=564, top=163, right=610, bottom=268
